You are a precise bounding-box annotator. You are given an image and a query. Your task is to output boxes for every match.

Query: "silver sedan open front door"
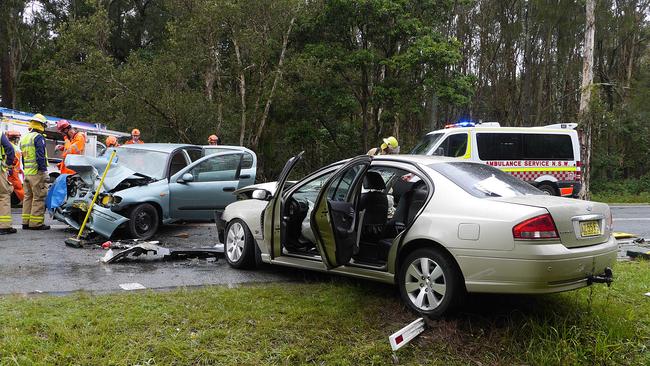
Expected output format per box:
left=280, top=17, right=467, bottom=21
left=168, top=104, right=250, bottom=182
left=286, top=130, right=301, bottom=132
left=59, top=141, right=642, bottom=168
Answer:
left=264, top=151, right=305, bottom=258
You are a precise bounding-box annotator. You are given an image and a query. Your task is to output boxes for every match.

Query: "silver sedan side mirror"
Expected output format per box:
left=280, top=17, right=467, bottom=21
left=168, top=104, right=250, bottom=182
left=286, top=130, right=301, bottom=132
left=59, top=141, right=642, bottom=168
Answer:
left=252, top=189, right=269, bottom=200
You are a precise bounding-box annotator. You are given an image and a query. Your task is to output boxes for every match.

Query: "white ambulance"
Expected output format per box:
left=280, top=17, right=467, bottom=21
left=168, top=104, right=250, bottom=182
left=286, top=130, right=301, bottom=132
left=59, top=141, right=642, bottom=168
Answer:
left=0, top=107, right=129, bottom=180
left=410, top=122, right=582, bottom=197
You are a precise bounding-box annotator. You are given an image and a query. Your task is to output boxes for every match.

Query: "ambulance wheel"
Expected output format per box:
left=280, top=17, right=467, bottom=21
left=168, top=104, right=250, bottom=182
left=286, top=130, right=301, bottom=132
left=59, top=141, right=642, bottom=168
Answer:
left=127, top=203, right=159, bottom=240
left=537, top=183, right=557, bottom=196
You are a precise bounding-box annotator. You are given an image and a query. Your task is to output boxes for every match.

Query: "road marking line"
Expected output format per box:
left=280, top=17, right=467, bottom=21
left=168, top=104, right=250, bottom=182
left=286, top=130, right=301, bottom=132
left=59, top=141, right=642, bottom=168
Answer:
left=119, top=283, right=146, bottom=291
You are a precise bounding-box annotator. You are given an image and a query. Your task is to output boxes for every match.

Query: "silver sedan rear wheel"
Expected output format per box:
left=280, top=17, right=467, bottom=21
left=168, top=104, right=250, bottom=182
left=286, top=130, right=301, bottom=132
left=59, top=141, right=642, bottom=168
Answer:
left=398, top=247, right=464, bottom=318
left=404, top=257, right=447, bottom=311
left=224, top=219, right=256, bottom=269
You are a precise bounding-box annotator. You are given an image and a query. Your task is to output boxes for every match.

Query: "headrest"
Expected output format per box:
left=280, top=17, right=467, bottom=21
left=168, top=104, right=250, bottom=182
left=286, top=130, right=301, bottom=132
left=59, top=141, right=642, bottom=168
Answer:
left=363, top=171, right=386, bottom=190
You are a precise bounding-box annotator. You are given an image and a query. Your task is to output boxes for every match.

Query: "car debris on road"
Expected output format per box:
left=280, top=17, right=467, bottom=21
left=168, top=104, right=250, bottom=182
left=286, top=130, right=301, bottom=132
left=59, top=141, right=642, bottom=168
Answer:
left=389, top=318, right=425, bottom=351
left=100, top=242, right=221, bottom=264
left=617, top=237, right=650, bottom=260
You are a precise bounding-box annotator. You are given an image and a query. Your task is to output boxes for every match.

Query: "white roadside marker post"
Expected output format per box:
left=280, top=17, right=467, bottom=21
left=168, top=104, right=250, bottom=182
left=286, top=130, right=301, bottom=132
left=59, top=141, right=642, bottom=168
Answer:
left=389, top=318, right=425, bottom=351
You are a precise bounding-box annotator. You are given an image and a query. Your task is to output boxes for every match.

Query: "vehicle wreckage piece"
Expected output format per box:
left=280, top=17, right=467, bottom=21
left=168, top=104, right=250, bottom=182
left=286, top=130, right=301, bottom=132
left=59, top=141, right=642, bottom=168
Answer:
left=101, top=243, right=221, bottom=263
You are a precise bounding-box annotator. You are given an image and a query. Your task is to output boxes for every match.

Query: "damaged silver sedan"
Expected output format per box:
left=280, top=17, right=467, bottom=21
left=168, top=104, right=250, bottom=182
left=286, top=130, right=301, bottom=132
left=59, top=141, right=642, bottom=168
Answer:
left=51, top=143, right=256, bottom=240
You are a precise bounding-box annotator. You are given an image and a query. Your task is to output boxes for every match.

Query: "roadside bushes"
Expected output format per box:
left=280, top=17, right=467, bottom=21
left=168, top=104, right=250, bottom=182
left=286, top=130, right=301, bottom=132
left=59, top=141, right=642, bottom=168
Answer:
left=591, top=174, right=650, bottom=203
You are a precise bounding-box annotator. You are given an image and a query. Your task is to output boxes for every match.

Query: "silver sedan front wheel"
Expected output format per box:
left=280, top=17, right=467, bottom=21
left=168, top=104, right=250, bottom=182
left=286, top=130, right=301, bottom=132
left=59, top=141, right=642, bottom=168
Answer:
left=398, top=248, right=464, bottom=318
left=224, top=219, right=256, bottom=269
left=226, top=222, right=245, bottom=262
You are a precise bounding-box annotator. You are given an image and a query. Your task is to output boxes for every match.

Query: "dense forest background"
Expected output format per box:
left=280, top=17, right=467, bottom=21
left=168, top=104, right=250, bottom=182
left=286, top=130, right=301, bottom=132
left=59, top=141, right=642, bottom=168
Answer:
left=1, top=0, right=648, bottom=182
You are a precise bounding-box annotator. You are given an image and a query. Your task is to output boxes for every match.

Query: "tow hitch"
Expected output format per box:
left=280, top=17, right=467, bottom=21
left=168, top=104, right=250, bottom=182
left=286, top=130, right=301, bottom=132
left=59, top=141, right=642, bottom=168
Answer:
left=587, top=267, right=614, bottom=287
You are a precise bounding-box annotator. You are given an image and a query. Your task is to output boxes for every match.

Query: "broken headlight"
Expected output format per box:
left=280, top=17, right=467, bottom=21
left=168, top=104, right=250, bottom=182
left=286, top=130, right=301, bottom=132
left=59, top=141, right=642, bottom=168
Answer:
left=99, top=194, right=122, bottom=207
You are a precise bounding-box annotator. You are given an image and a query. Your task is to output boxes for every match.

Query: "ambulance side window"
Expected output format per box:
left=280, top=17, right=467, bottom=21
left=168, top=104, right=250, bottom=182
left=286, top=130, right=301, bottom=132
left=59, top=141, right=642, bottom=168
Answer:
left=476, top=133, right=522, bottom=160
left=477, top=133, right=574, bottom=161
left=436, top=133, right=468, bottom=157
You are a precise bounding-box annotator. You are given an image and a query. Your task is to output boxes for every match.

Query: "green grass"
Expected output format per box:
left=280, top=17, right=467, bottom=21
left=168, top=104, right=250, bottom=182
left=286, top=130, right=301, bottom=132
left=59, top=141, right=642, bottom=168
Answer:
left=591, top=191, right=650, bottom=204
left=1, top=262, right=649, bottom=365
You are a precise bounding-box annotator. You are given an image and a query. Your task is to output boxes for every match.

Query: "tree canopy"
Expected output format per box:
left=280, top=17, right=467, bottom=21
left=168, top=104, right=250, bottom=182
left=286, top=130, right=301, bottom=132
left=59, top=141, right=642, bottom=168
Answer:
left=1, top=0, right=648, bottom=180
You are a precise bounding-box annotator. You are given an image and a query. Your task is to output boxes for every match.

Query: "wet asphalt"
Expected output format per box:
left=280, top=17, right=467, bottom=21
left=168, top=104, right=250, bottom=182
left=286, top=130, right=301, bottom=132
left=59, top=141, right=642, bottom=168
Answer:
left=0, top=205, right=648, bottom=296
left=0, top=208, right=298, bottom=295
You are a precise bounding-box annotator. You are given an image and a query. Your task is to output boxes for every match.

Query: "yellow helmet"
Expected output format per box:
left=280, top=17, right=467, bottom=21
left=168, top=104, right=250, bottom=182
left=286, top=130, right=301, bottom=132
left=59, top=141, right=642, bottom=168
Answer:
left=29, top=113, right=48, bottom=131
left=381, top=136, right=399, bottom=150
left=30, top=113, right=47, bottom=124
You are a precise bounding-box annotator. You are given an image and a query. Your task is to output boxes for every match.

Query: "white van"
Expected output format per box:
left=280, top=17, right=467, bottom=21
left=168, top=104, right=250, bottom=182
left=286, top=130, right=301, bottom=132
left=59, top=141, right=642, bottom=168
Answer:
left=0, top=108, right=128, bottom=178
left=410, top=122, right=582, bottom=197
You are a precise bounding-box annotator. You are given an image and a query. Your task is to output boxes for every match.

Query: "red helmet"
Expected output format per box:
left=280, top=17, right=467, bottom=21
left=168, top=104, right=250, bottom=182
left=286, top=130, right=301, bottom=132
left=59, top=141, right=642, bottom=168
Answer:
left=106, top=136, right=118, bottom=147
left=57, top=119, right=71, bottom=132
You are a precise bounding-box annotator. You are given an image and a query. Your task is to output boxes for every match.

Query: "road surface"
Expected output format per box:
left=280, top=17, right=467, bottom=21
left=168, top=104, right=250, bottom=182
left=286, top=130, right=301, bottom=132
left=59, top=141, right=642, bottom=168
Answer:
left=0, top=209, right=298, bottom=295
left=0, top=205, right=648, bottom=295
left=610, top=205, right=650, bottom=238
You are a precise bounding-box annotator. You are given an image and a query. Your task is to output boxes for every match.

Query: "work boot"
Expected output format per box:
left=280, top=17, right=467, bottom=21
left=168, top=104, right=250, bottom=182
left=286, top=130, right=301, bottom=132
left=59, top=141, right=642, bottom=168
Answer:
left=22, top=224, right=29, bottom=229
left=0, top=228, right=17, bottom=235
left=27, top=225, right=50, bottom=230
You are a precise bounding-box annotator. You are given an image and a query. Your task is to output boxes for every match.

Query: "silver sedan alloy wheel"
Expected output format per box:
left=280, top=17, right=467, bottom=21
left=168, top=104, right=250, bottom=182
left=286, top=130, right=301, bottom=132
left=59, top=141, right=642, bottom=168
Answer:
left=226, top=222, right=246, bottom=263
left=404, top=257, right=447, bottom=311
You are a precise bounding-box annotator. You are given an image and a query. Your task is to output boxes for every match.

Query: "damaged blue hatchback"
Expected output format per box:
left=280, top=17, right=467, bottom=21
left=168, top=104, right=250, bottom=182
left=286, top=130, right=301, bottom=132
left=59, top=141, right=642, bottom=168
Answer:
left=51, top=143, right=256, bottom=240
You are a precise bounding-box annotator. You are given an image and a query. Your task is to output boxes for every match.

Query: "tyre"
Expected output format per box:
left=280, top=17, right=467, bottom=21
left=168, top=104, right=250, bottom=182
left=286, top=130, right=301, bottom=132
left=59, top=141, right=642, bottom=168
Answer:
left=537, top=183, right=557, bottom=196
left=225, top=219, right=257, bottom=269
left=127, top=203, right=159, bottom=240
left=398, top=248, right=464, bottom=318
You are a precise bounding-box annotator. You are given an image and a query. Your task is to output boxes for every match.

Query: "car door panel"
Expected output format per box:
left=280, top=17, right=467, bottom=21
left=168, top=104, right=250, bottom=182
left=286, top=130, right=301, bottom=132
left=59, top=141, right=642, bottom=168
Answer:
left=328, top=200, right=355, bottom=236
left=311, top=156, right=372, bottom=269
left=326, top=200, right=358, bottom=265
left=265, top=151, right=305, bottom=259
left=202, top=147, right=257, bottom=188
left=168, top=152, right=244, bottom=221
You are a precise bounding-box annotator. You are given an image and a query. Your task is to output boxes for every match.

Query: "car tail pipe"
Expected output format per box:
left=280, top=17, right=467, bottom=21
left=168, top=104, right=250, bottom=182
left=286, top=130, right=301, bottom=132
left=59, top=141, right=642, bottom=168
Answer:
left=587, top=267, right=613, bottom=287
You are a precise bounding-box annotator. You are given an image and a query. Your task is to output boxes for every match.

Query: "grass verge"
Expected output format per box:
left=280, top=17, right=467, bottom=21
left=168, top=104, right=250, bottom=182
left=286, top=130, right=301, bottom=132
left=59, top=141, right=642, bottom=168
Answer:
left=1, top=261, right=648, bottom=365
left=591, top=192, right=650, bottom=204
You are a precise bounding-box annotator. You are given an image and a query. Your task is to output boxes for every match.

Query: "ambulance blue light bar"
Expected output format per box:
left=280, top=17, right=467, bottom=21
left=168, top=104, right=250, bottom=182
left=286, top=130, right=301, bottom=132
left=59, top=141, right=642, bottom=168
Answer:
left=444, top=121, right=476, bottom=128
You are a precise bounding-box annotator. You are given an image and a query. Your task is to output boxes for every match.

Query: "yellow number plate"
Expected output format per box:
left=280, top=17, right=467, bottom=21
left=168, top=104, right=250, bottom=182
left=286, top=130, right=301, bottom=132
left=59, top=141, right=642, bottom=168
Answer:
left=580, top=221, right=601, bottom=237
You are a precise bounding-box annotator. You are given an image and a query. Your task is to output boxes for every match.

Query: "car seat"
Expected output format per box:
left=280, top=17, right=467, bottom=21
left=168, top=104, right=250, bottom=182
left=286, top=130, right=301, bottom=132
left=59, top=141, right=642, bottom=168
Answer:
left=358, top=171, right=388, bottom=241
left=377, top=181, right=428, bottom=260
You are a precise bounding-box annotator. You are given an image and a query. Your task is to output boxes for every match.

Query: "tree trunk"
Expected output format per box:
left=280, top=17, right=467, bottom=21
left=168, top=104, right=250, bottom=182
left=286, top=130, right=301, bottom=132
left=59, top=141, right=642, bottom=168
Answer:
left=204, top=45, right=224, bottom=135
left=393, top=113, right=400, bottom=143
left=0, top=52, right=16, bottom=108
left=251, top=17, right=295, bottom=150
left=214, top=50, right=224, bottom=133
left=0, top=0, right=22, bottom=109
left=578, top=0, right=595, bottom=200
left=233, top=37, right=247, bottom=146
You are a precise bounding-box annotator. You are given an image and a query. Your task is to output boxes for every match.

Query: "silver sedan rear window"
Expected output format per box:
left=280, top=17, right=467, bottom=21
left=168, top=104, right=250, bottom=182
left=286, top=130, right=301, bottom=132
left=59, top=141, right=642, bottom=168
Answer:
left=429, top=162, right=542, bottom=198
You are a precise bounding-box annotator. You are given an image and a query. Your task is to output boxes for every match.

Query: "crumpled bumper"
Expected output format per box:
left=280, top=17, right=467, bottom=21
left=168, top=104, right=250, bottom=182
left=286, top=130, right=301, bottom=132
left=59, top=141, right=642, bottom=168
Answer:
left=53, top=205, right=128, bottom=238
